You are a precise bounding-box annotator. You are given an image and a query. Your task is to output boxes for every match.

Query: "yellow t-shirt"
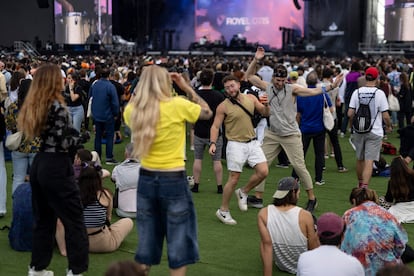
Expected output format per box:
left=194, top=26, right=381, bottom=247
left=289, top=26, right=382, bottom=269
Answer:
left=124, top=97, right=201, bottom=169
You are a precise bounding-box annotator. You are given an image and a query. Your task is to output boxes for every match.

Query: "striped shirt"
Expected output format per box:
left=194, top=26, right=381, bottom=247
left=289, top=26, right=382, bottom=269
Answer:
left=83, top=200, right=107, bottom=228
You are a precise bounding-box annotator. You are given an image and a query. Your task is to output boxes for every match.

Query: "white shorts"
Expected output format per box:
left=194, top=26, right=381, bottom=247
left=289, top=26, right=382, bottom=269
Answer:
left=226, top=140, right=267, bottom=172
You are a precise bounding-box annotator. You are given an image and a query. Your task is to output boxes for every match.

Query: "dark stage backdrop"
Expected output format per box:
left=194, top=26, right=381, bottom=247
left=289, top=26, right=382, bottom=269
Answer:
left=306, top=0, right=364, bottom=54
left=0, top=0, right=366, bottom=53
left=0, top=0, right=54, bottom=49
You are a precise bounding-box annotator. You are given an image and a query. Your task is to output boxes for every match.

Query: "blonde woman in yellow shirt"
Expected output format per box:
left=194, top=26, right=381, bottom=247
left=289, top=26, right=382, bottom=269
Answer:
left=124, top=65, right=212, bottom=276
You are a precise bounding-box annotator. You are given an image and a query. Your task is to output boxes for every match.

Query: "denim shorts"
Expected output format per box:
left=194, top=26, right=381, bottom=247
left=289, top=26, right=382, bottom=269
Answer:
left=135, top=169, right=199, bottom=269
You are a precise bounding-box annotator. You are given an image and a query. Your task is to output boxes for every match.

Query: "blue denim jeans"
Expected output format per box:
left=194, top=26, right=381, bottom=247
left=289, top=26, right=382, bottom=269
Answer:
left=68, top=105, right=84, bottom=133
left=94, top=119, right=115, bottom=160
left=0, top=142, right=7, bottom=214
left=135, top=170, right=199, bottom=269
left=12, top=151, right=36, bottom=194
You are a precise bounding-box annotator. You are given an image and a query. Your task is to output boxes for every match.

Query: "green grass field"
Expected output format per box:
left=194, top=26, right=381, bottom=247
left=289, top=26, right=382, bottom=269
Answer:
left=1, top=128, right=413, bottom=275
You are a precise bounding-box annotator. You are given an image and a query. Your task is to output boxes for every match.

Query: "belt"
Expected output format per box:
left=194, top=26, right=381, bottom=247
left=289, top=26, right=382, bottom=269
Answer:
left=140, top=168, right=185, bottom=178
left=88, top=225, right=105, bottom=236
left=241, top=137, right=257, bottom=143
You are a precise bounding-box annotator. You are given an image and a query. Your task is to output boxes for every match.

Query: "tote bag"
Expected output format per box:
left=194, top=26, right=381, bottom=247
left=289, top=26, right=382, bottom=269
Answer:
left=388, top=93, right=400, bottom=111
left=323, top=94, right=334, bottom=131
left=5, top=131, right=23, bottom=151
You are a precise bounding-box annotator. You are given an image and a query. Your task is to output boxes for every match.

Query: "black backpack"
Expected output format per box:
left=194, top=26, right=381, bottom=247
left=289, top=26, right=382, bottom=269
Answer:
left=352, top=89, right=379, bottom=134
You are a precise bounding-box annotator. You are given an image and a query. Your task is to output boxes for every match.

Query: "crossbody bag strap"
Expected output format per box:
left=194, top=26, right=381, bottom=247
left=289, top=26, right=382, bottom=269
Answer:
left=228, top=97, right=254, bottom=118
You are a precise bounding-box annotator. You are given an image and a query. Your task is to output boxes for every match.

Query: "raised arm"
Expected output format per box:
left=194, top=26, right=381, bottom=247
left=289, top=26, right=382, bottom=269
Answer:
left=170, top=72, right=213, bottom=120
left=245, top=47, right=269, bottom=91
left=292, top=73, right=344, bottom=97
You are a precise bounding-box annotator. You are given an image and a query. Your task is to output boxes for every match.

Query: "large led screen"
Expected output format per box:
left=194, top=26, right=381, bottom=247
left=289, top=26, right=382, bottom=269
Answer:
left=54, top=0, right=112, bottom=45
left=195, top=0, right=304, bottom=49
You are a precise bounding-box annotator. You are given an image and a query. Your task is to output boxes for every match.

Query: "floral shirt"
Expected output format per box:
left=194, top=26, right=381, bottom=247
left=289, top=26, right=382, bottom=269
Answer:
left=341, top=201, right=407, bottom=276
left=5, top=102, right=40, bottom=153
left=40, top=100, right=86, bottom=153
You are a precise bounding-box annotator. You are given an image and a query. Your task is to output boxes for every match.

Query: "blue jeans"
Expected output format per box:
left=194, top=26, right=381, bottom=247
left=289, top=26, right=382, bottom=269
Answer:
left=135, top=169, right=199, bottom=269
left=12, top=151, right=36, bottom=194
left=94, top=119, right=115, bottom=160
left=68, top=105, right=84, bottom=133
left=0, top=142, right=7, bottom=214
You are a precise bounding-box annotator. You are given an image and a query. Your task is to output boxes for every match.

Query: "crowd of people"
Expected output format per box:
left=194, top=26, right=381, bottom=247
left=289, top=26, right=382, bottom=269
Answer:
left=0, top=48, right=414, bottom=275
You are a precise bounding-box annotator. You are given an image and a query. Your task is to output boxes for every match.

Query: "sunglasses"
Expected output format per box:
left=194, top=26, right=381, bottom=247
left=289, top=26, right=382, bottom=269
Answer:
left=273, top=70, right=287, bottom=78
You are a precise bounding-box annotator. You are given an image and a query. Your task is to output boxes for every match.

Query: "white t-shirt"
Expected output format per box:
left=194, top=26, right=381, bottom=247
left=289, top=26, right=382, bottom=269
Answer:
left=297, top=245, right=365, bottom=276
left=349, top=86, right=388, bottom=137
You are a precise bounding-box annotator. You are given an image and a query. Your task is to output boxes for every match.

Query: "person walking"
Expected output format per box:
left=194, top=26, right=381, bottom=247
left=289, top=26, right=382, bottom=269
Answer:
left=89, top=67, right=120, bottom=165
left=209, top=74, right=270, bottom=225
left=293, top=70, right=332, bottom=186
left=124, top=65, right=212, bottom=276
left=348, top=67, right=392, bottom=187
left=191, top=68, right=225, bottom=194
left=18, top=63, right=89, bottom=276
left=245, top=46, right=343, bottom=212
left=321, top=67, right=348, bottom=173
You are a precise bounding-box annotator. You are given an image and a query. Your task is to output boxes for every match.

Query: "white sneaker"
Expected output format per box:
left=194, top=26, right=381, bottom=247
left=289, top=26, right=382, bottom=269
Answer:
left=235, top=188, right=248, bottom=211
left=66, top=270, right=82, bottom=276
left=216, top=209, right=237, bottom=225
left=28, top=267, right=54, bottom=276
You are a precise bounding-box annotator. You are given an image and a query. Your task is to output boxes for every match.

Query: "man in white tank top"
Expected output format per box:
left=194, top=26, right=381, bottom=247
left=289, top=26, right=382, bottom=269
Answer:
left=257, top=177, right=319, bottom=275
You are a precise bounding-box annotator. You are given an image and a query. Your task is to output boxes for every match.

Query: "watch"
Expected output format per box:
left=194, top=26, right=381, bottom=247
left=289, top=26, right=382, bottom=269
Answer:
left=209, top=141, right=216, bottom=146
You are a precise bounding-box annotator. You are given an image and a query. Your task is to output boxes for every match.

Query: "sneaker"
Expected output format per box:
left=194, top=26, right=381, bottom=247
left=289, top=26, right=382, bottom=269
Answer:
left=28, top=267, right=54, bottom=276
left=216, top=209, right=237, bottom=225
left=340, top=132, right=345, bottom=138
left=330, top=153, right=335, bottom=157
left=66, top=270, right=82, bottom=276
left=349, top=136, right=356, bottom=151
left=324, top=154, right=329, bottom=159
left=275, top=163, right=289, bottom=169
left=305, top=198, right=318, bottom=213
left=247, top=195, right=264, bottom=208
left=190, top=184, right=199, bottom=193
left=315, top=180, right=325, bottom=186
left=235, top=188, right=248, bottom=211
left=105, top=158, right=120, bottom=165
left=187, top=176, right=195, bottom=188
left=338, top=167, right=349, bottom=173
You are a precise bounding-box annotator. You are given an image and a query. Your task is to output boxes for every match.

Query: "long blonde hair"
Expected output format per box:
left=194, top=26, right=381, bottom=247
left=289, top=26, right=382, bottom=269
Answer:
left=130, top=65, right=172, bottom=158
left=17, top=63, right=65, bottom=139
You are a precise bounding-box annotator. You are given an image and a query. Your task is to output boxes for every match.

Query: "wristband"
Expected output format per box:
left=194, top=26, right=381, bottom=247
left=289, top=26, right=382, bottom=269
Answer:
left=209, top=141, right=216, bottom=146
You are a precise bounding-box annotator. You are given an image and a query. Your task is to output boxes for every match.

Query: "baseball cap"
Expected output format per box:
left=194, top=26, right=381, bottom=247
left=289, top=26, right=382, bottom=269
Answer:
left=272, top=177, right=299, bottom=199
left=317, top=212, right=344, bottom=238
left=289, top=71, right=298, bottom=80
left=365, top=67, right=379, bottom=80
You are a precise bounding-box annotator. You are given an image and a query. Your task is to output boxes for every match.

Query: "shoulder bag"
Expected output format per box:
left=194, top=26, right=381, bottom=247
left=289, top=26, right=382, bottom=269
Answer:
left=323, top=94, right=334, bottom=131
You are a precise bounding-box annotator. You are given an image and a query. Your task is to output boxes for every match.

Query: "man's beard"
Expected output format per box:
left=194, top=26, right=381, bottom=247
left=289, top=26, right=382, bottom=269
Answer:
left=230, top=90, right=240, bottom=99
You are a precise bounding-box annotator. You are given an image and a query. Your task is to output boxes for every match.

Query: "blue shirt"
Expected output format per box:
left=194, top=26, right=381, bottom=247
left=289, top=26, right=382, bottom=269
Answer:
left=90, top=78, right=119, bottom=122
left=297, top=87, right=332, bottom=134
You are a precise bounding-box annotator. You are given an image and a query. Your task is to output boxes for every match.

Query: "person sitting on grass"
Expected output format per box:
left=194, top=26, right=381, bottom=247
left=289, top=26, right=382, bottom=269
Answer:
left=111, top=143, right=140, bottom=218
left=257, top=176, right=319, bottom=275
left=383, top=156, right=414, bottom=223
left=56, top=161, right=133, bottom=253
left=297, top=212, right=364, bottom=276
left=341, top=187, right=408, bottom=276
